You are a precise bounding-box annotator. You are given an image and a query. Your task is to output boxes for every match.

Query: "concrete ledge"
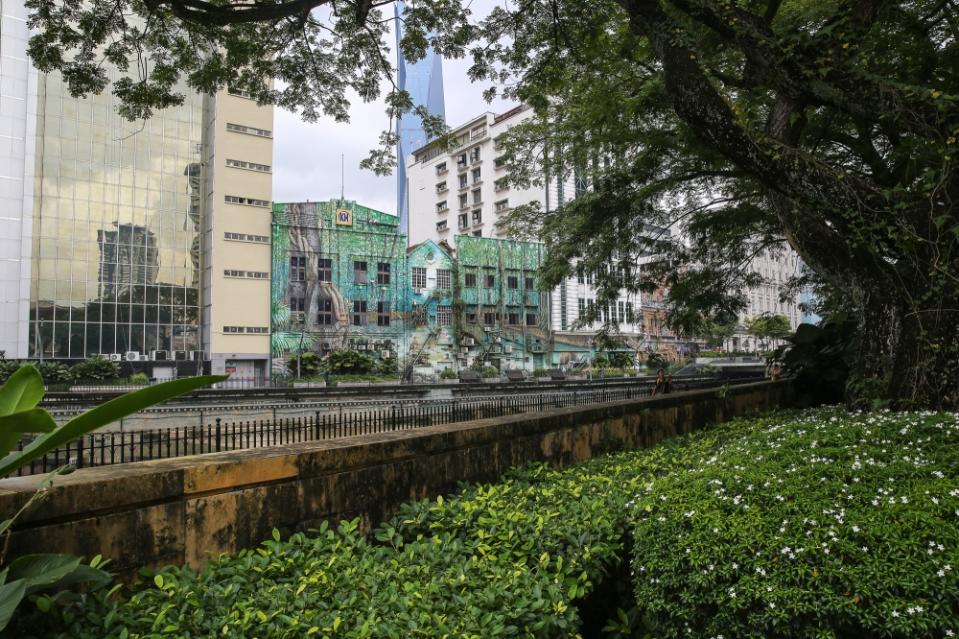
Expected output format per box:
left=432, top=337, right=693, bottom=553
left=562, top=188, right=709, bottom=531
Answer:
left=1, top=380, right=793, bottom=576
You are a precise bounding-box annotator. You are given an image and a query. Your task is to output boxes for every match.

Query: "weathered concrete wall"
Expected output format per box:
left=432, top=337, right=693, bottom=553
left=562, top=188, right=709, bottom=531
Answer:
left=0, top=380, right=793, bottom=576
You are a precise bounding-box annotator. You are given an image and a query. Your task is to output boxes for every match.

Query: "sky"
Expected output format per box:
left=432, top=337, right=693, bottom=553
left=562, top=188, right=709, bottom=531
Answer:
left=272, top=1, right=515, bottom=215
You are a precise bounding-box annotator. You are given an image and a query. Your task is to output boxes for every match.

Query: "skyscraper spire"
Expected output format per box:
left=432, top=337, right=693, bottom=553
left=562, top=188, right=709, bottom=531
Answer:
left=395, top=1, right=446, bottom=241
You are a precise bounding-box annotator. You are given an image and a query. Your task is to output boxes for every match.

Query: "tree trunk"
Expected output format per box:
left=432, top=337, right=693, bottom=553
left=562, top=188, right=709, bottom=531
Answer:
left=855, top=289, right=959, bottom=410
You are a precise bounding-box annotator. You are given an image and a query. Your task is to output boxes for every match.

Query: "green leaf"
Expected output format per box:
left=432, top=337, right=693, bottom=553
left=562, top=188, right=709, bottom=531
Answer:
left=5, top=554, right=81, bottom=591
left=0, top=375, right=227, bottom=478
left=33, top=563, right=111, bottom=592
left=0, top=408, right=58, bottom=459
left=0, top=578, right=26, bottom=632
left=0, top=366, right=44, bottom=417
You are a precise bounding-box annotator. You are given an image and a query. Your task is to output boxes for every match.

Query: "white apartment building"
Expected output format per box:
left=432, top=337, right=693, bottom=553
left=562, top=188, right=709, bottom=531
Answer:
left=728, top=245, right=804, bottom=352
left=405, top=106, right=645, bottom=346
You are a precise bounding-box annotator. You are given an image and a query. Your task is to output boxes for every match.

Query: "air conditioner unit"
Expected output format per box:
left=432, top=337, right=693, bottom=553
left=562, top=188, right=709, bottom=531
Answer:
left=483, top=327, right=492, bottom=332
left=125, top=351, right=139, bottom=361
left=413, top=288, right=423, bottom=294
left=109, top=353, right=122, bottom=362
left=174, top=350, right=188, bottom=361
left=380, top=350, right=391, bottom=359
left=463, top=337, right=475, bottom=346
left=356, top=344, right=367, bottom=351
left=503, top=345, right=513, bottom=353
left=151, top=350, right=169, bottom=361
left=460, top=347, right=469, bottom=354
left=139, top=354, right=149, bottom=361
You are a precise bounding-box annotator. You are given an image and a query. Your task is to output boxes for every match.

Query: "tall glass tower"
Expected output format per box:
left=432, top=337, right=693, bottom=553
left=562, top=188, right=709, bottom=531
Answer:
left=395, top=1, right=446, bottom=239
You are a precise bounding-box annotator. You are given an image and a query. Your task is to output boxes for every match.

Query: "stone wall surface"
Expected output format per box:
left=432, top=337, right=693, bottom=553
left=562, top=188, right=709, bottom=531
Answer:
left=0, top=380, right=793, bottom=576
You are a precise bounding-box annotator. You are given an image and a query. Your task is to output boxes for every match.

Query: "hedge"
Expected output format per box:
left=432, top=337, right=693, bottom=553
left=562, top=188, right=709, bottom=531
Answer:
left=11, top=409, right=959, bottom=638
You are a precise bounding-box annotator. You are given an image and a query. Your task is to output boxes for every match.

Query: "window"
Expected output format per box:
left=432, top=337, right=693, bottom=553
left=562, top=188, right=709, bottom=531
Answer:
left=472, top=209, right=482, bottom=225
left=618, top=301, right=626, bottom=324
left=484, top=312, right=496, bottom=325
left=472, top=167, right=481, bottom=183
left=376, top=262, right=391, bottom=285
left=526, top=312, right=537, bottom=326
left=508, top=311, right=520, bottom=325
left=577, top=272, right=584, bottom=285
left=484, top=272, right=495, bottom=288
left=464, top=271, right=477, bottom=287
left=225, top=195, right=269, bottom=207
left=495, top=178, right=508, bottom=191
left=458, top=213, right=468, bottom=229
left=352, top=300, right=368, bottom=326
left=458, top=173, right=468, bottom=188
left=437, top=305, right=452, bottom=326
left=578, top=298, right=586, bottom=315
left=224, top=232, right=269, bottom=243
left=494, top=199, right=509, bottom=213
left=224, top=270, right=269, bottom=279
left=436, top=162, right=447, bottom=175
left=411, top=267, right=427, bottom=289
left=437, top=200, right=448, bottom=212
left=317, top=299, right=333, bottom=325
left=290, top=297, right=305, bottom=312
left=436, top=269, right=451, bottom=290
left=226, top=122, right=272, bottom=138
left=290, top=256, right=306, bottom=282
left=507, top=274, right=519, bottom=289
left=472, top=189, right=482, bottom=205
left=525, top=274, right=535, bottom=290
left=436, top=181, right=448, bottom=193
left=494, top=155, right=506, bottom=169
left=470, top=145, right=482, bottom=161
left=437, top=220, right=448, bottom=231
left=466, top=311, right=477, bottom=323
left=457, top=153, right=468, bottom=168
left=354, top=261, right=368, bottom=284
left=473, top=230, right=482, bottom=237
left=459, top=193, right=468, bottom=209
left=225, top=158, right=271, bottom=173
left=377, top=301, right=391, bottom=326
left=228, top=87, right=252, bottom=99
left=224, top=326, right=243, bottom=333
left=318, top=258, right=332, bottom=282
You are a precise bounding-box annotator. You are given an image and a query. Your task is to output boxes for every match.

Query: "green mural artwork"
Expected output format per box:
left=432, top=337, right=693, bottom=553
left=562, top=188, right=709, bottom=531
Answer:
left=270, top=201, right=560, bottom=375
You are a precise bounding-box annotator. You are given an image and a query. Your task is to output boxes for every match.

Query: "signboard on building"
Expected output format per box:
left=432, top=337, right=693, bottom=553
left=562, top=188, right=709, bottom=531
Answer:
left=335, top=208, right=353, bottom=226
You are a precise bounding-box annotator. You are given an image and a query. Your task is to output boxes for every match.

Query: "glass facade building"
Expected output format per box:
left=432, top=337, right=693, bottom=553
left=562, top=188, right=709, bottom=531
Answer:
left=29, top=70, right=204, bottom=359
left=395, top=0, right=445, bottom=237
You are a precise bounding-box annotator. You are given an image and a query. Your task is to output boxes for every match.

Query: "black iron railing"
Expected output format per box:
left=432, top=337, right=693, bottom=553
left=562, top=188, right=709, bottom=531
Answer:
left=13, top=378, right=742, bottom=476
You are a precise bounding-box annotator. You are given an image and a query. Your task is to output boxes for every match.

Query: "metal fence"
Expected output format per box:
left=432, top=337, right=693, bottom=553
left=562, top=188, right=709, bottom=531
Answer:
left=14, top=378, right=738, bottom=477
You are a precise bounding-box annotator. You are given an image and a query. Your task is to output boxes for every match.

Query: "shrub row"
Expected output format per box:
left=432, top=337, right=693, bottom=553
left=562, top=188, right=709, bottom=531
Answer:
left=11, top=409, right=959, bottom=638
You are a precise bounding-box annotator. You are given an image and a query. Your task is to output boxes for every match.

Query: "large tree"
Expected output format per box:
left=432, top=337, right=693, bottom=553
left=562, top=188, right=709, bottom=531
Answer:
left=478, top=0, right=959, bottom=409
left=28, top=0, right=959, bottom=408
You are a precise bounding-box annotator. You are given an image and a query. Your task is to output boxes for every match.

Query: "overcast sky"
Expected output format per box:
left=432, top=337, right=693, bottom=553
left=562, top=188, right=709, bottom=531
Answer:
left=272, top=1, right=514, bottom=214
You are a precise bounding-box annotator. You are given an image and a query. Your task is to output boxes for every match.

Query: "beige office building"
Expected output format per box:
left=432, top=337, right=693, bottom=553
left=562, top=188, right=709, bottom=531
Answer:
left=0, top=0, right=273, bottom=381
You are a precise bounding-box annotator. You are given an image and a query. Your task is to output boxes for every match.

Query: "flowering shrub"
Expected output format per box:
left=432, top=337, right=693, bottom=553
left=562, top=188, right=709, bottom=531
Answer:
left=629, top=410, right=959, bottom=638
left=11, top=409, right=959, bottom=638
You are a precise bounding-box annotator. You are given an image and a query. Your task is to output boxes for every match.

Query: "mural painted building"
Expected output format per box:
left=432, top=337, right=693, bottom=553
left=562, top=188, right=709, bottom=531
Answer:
left=271, top=200, right=409, bottom=372
left=270, top=203, right=550, bottom=375
left=454, top=235, right=547, bottom=372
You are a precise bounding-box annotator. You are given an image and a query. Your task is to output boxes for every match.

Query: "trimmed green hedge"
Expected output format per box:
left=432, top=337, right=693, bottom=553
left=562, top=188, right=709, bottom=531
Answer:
left=12, top=409, right=959, bottom=638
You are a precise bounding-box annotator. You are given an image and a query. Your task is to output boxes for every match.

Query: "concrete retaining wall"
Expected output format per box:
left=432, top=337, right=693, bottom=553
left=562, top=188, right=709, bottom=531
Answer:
left=0, top=380, right=793, bottom=577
